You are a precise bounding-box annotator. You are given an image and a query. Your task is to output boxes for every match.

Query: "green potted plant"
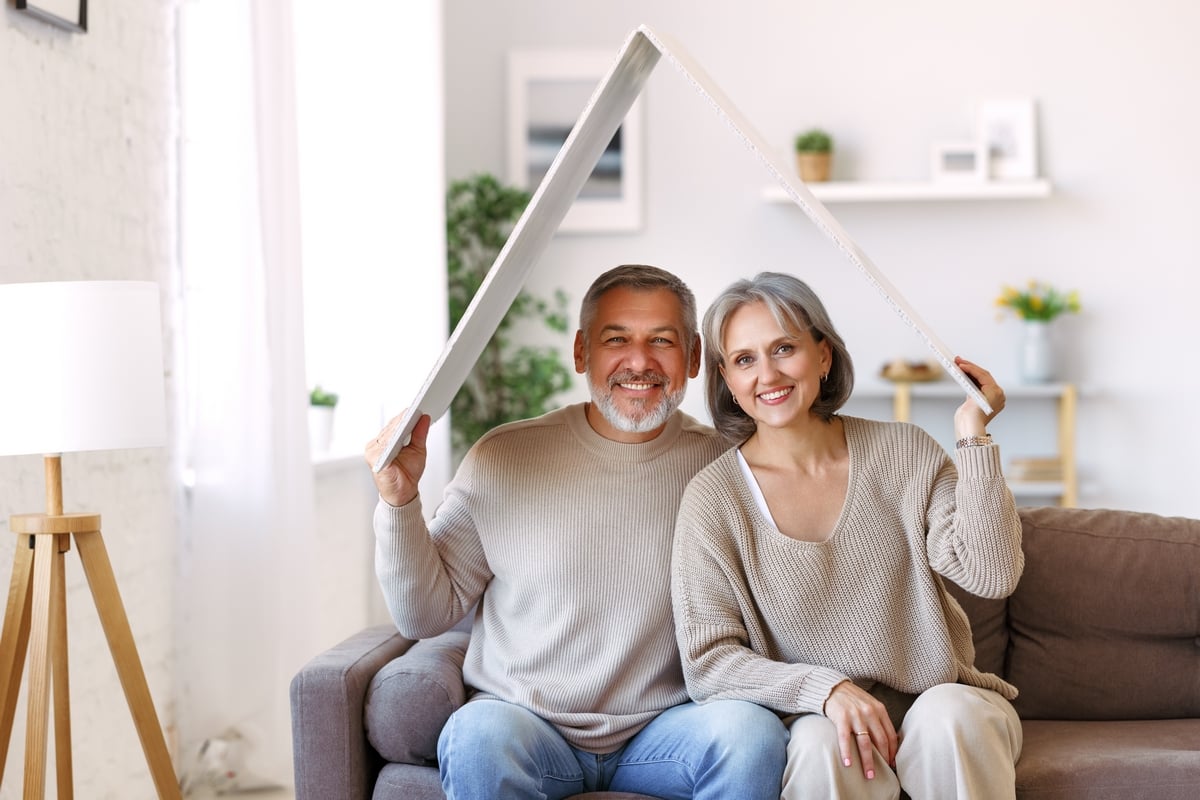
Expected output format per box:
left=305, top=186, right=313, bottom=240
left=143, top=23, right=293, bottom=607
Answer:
left=309, top=385, right=339, bottom=408
left=308, top=385, right=338, bottom=454
left=794, top=128, right=833, bottom=182
left=446, top=173, right=573, bottom=463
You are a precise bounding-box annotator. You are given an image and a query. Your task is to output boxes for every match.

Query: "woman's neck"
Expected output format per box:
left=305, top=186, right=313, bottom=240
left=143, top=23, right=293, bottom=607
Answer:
left=741, top=414, right=845, bottom=471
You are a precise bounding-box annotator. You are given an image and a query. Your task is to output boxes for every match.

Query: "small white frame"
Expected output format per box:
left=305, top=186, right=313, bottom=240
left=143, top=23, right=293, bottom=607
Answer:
left=977, top=98, right=1038, bottom=180
left=507, top=50, right=644, bottom=233
left=931, top=139, right=987, bottom=182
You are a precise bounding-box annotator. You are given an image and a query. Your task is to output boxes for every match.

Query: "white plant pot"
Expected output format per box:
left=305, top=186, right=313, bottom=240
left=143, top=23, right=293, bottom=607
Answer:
left=308, top=405, right=335, bottom=454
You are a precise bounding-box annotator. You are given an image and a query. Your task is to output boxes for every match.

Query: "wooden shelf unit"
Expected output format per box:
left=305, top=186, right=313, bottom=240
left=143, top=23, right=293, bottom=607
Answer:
left=852, top=381, right=1078, bottom=507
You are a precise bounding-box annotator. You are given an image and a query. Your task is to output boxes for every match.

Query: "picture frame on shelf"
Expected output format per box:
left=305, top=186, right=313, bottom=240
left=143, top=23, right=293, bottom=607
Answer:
left=978, top=98, right=1038, bottom=180
left=507, top=49, right=643, bottom=233
left=16, top=0, right=87, bottom=33
left=930, top=139, right=987, bottom=182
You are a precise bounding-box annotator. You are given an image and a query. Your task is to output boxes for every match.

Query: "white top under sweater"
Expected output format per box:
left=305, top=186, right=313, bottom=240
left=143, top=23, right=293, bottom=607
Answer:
left=671, top=415, right=1024, bottom=716
left=375, top=403, right=726, bottom=753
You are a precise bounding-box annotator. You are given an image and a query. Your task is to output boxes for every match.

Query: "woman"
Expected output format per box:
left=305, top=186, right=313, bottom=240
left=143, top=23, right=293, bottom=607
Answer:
left=671, top=272, right=1024, bottom=799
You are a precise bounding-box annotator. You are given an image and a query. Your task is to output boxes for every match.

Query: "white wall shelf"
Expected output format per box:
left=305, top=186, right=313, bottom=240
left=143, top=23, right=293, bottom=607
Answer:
left=762, top=179, right=1052, bottom=204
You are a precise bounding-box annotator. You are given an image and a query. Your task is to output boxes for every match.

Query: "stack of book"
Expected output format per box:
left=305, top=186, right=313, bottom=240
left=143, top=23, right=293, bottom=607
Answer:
left=1008, top=456, right=1063, bottom=482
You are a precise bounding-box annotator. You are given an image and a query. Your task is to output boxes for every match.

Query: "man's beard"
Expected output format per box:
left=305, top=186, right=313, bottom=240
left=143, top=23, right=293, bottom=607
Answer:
left=589, top=368, right=686, bottom=434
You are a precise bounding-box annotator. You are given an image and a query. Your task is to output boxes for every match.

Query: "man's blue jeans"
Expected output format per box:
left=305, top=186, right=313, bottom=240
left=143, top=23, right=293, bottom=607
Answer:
left=437, top=696, right=788, bottom=799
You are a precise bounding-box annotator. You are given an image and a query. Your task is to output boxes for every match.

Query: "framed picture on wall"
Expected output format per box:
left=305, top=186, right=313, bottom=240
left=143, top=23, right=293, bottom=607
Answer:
left=16, top=0, right=87, bottom=33
left=978, top=98, right=1038, bottom=180
left=507, top=50, right=644, bottom=233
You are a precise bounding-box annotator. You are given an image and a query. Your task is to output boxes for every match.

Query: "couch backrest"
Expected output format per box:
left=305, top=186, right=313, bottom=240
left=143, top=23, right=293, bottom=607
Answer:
left=948, top=505, right=1200, bottom=721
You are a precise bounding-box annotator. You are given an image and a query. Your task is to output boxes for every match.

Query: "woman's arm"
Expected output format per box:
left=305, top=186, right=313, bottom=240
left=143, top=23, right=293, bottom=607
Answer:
left=926, top=358, right=1024, bottom=597
left=670, top=486, right=846, bottom=714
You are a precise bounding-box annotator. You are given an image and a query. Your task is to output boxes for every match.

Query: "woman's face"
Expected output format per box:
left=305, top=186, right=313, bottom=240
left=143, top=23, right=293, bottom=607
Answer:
left=719, top=301, right=830, bottom=430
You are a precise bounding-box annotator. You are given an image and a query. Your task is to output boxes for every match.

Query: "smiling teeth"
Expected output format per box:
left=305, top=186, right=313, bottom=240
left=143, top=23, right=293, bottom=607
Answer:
left=760, top=388, right=791, bottom=401
left=621, top=383, right=655, bottom=390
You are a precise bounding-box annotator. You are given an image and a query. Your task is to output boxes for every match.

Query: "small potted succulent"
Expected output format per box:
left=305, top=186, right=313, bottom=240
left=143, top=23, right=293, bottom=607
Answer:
left=308, top=385, right=339, bottom=454
left=794, top=128, right=833, bottom=182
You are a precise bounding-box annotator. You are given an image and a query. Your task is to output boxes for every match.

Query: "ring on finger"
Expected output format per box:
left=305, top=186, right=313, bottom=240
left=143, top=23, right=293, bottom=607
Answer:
left=854, top=730, right=869, bottom=736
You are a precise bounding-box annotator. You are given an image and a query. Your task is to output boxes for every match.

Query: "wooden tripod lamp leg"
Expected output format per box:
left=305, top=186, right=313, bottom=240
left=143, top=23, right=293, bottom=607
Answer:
left=0, top=536, right=35, bottom=785
left=22, top=533, right=56, bottom=800
left=51, top=533, right=74, bottom=799
left=74, top=530, right=181, bottom=800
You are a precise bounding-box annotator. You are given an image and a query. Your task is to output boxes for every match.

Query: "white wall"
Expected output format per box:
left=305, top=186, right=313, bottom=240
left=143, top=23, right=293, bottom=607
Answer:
left=0, top=2, right=177, bottom=798
left=444, top=0, right=1200, bottom=518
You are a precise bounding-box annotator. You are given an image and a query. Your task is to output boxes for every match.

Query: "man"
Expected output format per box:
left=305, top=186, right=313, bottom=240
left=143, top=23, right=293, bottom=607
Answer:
left=366, top=265, right=787, bottom=799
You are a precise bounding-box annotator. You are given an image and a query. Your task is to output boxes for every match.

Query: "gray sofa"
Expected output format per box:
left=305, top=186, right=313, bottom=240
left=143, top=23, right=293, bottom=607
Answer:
left=291, top=505, right=1200, bottom=799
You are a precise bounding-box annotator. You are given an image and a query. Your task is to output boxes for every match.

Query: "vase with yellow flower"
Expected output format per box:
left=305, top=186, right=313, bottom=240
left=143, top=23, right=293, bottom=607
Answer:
left=995, top=281, right=1081, bottom=383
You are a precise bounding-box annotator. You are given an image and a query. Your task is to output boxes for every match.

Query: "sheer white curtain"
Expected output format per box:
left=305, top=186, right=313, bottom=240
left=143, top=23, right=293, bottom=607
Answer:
left=177, top=0, right=318, bottom=783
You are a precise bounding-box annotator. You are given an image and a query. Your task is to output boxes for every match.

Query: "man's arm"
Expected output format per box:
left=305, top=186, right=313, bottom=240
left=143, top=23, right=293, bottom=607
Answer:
left=366, top=413, right=489, bottom=639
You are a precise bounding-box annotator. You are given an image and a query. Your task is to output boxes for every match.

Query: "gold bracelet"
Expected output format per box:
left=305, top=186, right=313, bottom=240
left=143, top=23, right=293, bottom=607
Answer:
left=955, top=433, right=993, bottom=449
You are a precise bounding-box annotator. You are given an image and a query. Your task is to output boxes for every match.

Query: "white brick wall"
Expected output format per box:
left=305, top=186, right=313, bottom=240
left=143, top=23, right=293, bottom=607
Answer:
left=1, top=2, right=178, bottom=798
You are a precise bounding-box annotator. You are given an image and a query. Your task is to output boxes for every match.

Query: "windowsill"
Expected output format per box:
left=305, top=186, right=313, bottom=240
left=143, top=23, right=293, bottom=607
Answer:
left=312, top=448, right=366, bottom=476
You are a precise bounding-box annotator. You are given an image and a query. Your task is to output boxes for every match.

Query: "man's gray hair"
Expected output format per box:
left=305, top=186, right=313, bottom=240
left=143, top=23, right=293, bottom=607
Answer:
left=579, top=265, right=698, bottom=358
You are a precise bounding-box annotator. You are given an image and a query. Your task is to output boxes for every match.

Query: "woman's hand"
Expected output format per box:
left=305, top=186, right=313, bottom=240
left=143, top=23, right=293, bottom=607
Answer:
left=953, top=356, right=1005, bottom=438
left=365, top=412, right=431, bottom=508
left=823, top=680, right=898, bottom=781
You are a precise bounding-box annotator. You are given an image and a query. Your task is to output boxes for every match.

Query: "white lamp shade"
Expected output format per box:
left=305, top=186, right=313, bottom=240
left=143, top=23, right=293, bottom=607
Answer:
left=0, top=281, right=167, bottom=456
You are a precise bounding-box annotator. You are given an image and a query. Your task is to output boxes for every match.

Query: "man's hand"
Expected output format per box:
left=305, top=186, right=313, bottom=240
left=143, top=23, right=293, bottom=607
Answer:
left=365, top=412, right=432, bottom=508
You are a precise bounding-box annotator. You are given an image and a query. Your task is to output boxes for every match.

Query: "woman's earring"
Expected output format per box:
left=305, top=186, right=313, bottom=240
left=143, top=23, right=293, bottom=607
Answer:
left=732, top=395, right=740, bottom=406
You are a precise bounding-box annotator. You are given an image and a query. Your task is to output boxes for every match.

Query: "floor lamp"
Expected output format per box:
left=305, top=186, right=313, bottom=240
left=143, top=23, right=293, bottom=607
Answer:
left=0, top=281, right=181, bottom=799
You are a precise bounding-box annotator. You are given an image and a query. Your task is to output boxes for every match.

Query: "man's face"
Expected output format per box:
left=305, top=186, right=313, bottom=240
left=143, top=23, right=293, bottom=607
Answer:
left=573, top=286, right=701, bottom=443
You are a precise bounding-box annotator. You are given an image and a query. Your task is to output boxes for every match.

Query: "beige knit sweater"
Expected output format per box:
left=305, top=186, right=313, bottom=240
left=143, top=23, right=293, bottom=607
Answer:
left=671, top=415, right=1023, bottom=716
left=375, top=403, right=727, bottom=752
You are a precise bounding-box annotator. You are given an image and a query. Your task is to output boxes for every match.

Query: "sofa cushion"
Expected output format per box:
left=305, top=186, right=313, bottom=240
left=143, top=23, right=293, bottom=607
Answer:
left=1006, top=506, right=1200, bottom=720
left=373, top=762, right=446, bottom=800
left=1016, top=718, right=1200, bottom=799
left=943, top=580, right=1008, bottom=677
left=365, top=630, right=470, bottom=765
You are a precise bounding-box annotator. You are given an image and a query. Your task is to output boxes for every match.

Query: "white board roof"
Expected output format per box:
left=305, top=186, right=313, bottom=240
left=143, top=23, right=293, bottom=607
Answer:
left=375, top=24, right=989, bottom=472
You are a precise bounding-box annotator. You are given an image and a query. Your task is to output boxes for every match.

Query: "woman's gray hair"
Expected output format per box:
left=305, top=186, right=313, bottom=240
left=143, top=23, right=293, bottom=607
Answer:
left=703, top=271, right=854, bottom=444
left=579, top=264, right=698, bottom=357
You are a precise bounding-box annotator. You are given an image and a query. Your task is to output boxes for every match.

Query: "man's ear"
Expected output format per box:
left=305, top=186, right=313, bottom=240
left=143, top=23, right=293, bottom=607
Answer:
left=573, top=330, right=587, bottom=374
left=688, top=333, right=702, bottom=379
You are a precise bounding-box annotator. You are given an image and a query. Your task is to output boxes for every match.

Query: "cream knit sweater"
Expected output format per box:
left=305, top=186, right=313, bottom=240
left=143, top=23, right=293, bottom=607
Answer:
left=671, top=415, right=1023, bottom=716
left=375, top=403, right=727, bottom=753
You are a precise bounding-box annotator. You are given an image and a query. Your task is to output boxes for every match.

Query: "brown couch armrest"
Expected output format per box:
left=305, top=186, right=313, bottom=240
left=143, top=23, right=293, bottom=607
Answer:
left=290, top=624, right=415, bottom=800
